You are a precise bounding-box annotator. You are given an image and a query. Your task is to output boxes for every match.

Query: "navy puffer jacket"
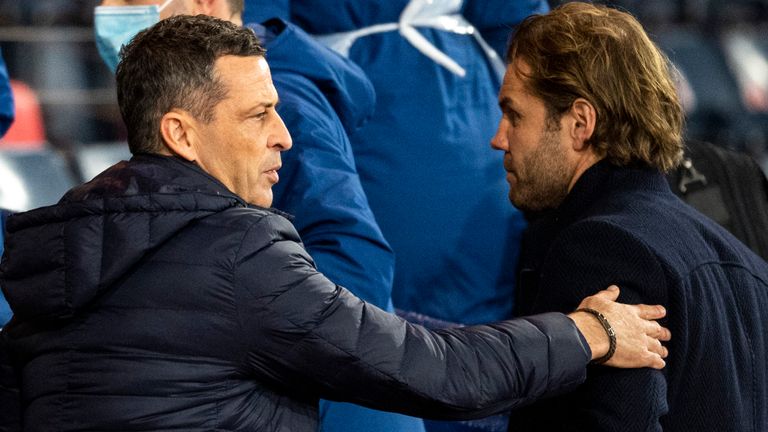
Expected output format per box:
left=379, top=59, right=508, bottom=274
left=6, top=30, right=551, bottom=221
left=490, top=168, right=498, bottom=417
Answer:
left=0, top=155, right=590, bottom=431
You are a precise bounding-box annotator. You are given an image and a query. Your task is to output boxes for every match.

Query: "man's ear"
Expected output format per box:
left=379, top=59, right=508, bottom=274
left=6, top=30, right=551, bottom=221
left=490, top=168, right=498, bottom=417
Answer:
left=192, top=0, right=240, bottom=23
left=160, top=109, right=199, bottom=162
left=191, top=0, right=220, bottom=16
left=568, top=98, right=596, bottom=151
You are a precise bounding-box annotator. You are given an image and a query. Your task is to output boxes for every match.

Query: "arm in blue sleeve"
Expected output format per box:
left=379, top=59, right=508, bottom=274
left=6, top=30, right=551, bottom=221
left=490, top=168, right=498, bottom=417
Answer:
left=0, top=48, right=15, bottom=137
left=270, top=74, right=394, bottom=309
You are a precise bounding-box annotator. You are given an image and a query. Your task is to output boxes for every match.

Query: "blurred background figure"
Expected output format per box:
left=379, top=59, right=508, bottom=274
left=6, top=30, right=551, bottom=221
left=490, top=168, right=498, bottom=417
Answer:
left=612, top=0, right=768, bottom=172
left=0, top=47, right=12, bottom=138
left=287, top=2, right=548, bottom=430
left=243, top=2, right=427, bottom=431
left=0, top=45, right=13, bottom=327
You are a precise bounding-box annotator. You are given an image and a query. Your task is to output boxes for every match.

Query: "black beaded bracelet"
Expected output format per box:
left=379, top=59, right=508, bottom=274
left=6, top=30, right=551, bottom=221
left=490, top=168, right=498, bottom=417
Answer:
left=576, top=308, right=617, bottom=365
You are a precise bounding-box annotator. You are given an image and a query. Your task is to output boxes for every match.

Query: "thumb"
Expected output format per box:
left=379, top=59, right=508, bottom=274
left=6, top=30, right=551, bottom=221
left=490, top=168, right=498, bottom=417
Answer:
left=593, top=285, right=620, bottom=301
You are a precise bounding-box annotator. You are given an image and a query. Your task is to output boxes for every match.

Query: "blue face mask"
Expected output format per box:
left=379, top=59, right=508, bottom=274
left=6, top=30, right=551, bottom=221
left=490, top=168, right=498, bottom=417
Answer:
left=94, top=0, right=174, bottom=73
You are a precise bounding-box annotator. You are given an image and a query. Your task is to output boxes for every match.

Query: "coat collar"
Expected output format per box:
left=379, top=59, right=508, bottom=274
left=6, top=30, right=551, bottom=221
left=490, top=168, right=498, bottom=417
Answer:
left=529, top=160, right=670, bottom=229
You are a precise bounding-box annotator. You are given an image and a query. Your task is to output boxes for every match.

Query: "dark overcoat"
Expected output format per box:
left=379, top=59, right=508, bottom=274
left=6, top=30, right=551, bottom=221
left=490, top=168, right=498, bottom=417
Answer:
left=511, top=160, right=768, bottom=431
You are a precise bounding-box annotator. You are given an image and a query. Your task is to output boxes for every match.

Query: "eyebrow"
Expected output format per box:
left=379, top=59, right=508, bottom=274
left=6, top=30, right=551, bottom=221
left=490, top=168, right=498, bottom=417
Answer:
left=498, top=97, right=516, bottom=112
left=249, top=98, right=279, bottom=111
left=242, top=99, right=280, bottom=118
left=265, top=97, right=280, bottom=109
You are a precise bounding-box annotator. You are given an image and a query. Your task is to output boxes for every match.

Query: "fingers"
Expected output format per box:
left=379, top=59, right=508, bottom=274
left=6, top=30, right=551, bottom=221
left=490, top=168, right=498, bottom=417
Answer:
left=646, top=320, right=672, bottom=342
left=642, top=337, right=669, bottom=369
left=658, top=326, right=672, bottom=342
left=574, top=287, right=672, bottom=370
left=635, top=303, right=667, bottom=320
left=647, top=353, right=666, bottom=370
left=643, top=314, right=671, bottom=368
left=646, top=334, right=668, bottom=359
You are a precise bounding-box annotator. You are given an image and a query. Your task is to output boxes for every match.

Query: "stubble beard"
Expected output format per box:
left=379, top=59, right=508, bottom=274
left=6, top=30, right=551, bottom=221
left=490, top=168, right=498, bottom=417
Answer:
left=509, top=127, right=572, bottom=213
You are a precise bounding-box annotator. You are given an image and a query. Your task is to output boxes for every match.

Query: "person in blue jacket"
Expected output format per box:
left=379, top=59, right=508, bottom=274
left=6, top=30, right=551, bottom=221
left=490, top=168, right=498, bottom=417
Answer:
left=289, top=0, right=546, bottom=325
left=95, top=0, right=422, bottom=430
left=287, top=1, right=547, bottom=430
left=246, top=13, right=428, bottom=432
left=0, top=48, right=13, bottom=138
left=0, top=46, right=15, bottom=327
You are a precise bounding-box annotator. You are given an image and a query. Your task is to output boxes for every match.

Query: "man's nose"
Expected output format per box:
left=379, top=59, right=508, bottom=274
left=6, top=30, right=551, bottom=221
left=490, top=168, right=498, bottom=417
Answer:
left=271, top=112, right=293, bottom=151
left=490, top=121, right=509, bottom=151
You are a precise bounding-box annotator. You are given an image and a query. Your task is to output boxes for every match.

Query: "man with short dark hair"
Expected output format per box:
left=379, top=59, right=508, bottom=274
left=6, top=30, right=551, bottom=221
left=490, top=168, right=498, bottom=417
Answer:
left=95, top=1, right=424, bottom=429
left=1, top=15, right=669, bottom=431
left=491, top=3, right=768, bottom=431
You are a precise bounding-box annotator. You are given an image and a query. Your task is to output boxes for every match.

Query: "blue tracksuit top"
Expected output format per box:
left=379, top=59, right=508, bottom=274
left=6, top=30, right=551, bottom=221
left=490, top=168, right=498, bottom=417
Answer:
left=0, top=47, right=13, bottom=137
left=0, top=47, right=14, bottom=326
left=245, top=17, right=427, bottom=432
left=290, top=0, right=545, bottom=326
left=257, top=20, right=395, bottom=308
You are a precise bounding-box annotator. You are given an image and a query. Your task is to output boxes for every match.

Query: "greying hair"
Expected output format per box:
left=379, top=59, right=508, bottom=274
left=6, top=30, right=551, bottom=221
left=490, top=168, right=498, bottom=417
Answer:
left=116, top=14, right=265, bottom=155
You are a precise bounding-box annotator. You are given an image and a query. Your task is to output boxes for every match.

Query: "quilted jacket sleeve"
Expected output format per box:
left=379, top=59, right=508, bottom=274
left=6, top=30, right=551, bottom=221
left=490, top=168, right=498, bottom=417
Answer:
left=0, top=329, right=21, bottom=432
left=233, top=213, right=590, bottom=420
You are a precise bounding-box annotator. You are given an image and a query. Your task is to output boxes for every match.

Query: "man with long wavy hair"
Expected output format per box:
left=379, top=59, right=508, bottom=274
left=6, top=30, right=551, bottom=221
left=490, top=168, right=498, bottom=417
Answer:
left=491, top=3, right=768, bottom=431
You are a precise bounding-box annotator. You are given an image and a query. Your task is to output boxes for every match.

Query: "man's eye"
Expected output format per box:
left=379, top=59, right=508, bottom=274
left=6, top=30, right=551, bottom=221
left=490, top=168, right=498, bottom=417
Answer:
left=253, top=112, right=267, bottom=120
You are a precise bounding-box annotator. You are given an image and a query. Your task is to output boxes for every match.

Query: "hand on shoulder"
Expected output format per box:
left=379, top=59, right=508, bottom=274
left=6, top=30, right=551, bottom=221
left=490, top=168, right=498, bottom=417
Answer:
left=569, top=285, right=670, bottom=369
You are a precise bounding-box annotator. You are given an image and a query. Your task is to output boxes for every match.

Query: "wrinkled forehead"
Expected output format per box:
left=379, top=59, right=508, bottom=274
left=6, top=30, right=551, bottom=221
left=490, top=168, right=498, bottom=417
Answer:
left=213, top=55, right=271, bottom=83
left=213, top=55, right=278, bottom=104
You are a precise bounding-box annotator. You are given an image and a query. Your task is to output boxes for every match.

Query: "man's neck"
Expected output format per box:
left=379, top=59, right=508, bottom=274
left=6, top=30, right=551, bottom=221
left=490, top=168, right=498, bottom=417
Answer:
left=567, top=152, right=603, bottom=193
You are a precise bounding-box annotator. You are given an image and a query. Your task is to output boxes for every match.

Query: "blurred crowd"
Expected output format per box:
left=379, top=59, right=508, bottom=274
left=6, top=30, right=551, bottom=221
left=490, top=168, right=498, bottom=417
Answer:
left=0, top=1, right=766, bottom=207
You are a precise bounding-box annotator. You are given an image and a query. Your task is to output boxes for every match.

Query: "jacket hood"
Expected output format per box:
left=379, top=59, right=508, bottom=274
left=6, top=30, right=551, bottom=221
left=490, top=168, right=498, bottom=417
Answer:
left=0, top=155, right=246, bottom=321
left=290, top=0, right=410, bottom=32
left=250, top=19, right=376, bottom=134
left=288, top=0, right=546, bottom=32
left=243, top=0, right=289, bottom=23
left=460, top=0, right=549, bottom=29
